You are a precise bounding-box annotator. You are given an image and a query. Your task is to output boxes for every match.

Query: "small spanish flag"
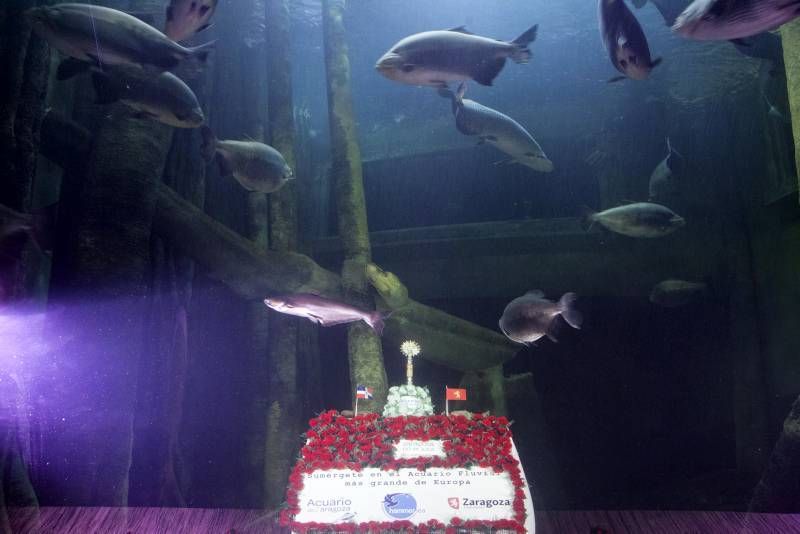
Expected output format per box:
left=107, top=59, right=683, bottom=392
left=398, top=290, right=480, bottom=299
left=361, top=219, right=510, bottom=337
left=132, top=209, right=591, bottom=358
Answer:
left=446, top=387, right=467, bottom=401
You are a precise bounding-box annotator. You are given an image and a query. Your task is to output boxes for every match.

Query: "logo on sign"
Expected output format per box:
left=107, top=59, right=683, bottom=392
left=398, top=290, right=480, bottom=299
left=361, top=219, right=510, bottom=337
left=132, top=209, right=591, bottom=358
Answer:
left=448, top=497, right=460, bottom=509
left=382, top=493, right=417, bottom=519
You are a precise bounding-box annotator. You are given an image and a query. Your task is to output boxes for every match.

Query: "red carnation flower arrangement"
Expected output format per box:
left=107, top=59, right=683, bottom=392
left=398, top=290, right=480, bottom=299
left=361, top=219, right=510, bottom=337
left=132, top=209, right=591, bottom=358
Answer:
left=281, top=411, right=527, bottom=533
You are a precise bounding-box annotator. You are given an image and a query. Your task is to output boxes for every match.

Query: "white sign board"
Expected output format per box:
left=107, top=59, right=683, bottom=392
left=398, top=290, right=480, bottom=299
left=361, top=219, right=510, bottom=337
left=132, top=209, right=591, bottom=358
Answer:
left=392, top=439, right=446, bottom=459
left=294, top=439, right=535, bottom=532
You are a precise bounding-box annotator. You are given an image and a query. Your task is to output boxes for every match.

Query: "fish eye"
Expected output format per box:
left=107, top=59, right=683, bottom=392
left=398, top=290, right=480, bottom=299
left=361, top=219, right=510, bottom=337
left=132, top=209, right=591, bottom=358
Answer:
left=619, top=59, right=628, bottom=68
left=199, top=5, right=210, bottom=16
left=401, top=64, right=415, bottom=73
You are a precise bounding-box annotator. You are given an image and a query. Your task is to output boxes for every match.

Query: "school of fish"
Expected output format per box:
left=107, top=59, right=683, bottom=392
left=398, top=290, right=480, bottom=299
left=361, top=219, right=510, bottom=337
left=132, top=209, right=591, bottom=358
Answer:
left=19, top=0, right=799, bottom=347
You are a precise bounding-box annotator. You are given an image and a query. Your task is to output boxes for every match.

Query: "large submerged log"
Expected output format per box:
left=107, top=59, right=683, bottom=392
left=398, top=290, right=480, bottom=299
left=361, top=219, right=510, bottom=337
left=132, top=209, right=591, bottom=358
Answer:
left=39, top=113, right=518, bottom=374
left=323, top=0, right=388, bottom=410
left=782, top=20, right=800, bottom=199
left=263, top=0, right=304, bottom=510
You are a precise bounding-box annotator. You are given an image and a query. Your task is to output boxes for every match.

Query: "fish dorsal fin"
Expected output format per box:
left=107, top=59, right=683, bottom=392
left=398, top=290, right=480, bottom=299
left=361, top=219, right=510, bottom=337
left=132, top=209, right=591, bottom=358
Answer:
left=446, top=25, right=474, bottom=34
left=525, top=290, right=545, bottom=298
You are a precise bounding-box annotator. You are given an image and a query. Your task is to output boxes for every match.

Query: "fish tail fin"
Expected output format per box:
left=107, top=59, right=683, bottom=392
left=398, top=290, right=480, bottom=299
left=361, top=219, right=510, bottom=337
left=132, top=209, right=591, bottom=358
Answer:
left=200, top=125, right=218, bottom=162
left=558, top=292, right=582, bottom=330
left=91, top=71, right=122, bottom=105
left=510, top=24, right=538, bottom=64
left=366, top=310, right=392, bottom=336
left=580, top=206, right=596, bottom=232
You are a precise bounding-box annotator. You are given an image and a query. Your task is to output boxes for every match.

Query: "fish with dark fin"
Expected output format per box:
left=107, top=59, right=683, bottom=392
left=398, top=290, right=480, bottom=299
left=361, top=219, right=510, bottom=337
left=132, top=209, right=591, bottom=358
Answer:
left=26, top=3, right=215, bottom=73
left=599, top=0, right=662, bottom=82
left=499, top=291, right=582, bottom=345
left=201, top=127, right=293, bottom=193
left=263, top=294, right=390, bottom=335
left=673, top=0, right=800, bottom=41
left=58, top=59, right=204, bottom=128
left=439, top=83, right=553, bottom=172
left=375, top=24, right=538, bottom=87
left=165, top=0, right=219, bottom=42
left=582, top=202, right=685, bottom=238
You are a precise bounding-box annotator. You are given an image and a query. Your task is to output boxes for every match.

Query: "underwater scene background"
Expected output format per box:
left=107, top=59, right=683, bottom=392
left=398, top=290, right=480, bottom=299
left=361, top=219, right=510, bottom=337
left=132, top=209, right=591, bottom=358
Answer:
left=2, top=0, right=800, bottom=526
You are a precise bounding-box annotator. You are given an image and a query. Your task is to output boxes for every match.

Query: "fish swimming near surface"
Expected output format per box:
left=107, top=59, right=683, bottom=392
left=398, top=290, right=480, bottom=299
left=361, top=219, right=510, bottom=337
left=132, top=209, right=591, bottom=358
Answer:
left=439, top=83, right=553, bottom=172
left=642, top=1, right=785, bottom=63
left=57, top=59, right=204, bottom=128
left=648, top=137, right=685, bottom=201
left=582, top=202, right=685, bottom=238
left=499, top=290, right=582, bottom=345
left=263, top=294, right=390, bottom=335
left=26, top=3, right=215, bottom=73
left=673, top=0, right=800, bottom=41
left=201, top=127, right=294, bottom=193
left=599, top=0, right=662, bottom=82
left=165, top=0, right=219, bottom=42
left=649, top=279, right=708, bottom=307
left=375, top=24, right=539, bottom=87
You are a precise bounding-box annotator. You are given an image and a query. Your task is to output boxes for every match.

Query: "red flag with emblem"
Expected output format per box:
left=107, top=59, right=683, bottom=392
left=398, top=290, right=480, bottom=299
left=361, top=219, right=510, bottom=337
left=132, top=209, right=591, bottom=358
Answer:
left=446, top=387, right=467, bottom=401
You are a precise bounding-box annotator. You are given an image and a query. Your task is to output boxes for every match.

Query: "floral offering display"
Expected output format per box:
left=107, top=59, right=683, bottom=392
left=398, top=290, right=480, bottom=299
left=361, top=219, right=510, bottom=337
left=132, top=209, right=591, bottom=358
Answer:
left=280, top=411, right=527, bottom=533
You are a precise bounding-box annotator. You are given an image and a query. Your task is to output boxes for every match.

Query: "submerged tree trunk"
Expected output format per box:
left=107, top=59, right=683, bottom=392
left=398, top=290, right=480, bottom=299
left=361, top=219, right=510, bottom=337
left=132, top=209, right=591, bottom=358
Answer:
left=323, top=0, right=388, bottom=411
left=781, top=20, right=800, bottom=198
left=39, top=113, right=519, bottom=374
left=0, top=2, right=50, bottom=300
left=262, top=0, right=305, bottom=510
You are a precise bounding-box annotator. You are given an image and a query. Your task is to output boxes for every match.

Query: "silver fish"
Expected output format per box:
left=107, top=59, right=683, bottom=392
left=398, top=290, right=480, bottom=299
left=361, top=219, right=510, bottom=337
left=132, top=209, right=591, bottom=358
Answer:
left=165, top=0, right=219, bottom=42
left=499, top=291, right=582, bottom=345
left=583, top=202, right=685, bottom=238
left=673, top=0, right=800, bottom=40
left=375, top=24, right=538, bottom=87
left=650, top=279, right=708, bottom=307
left=263, top=294, right=389, bottom=335
left=26, top=3, right=215, bottom=72
left=57, top=59, right=204, bottom=128
left=599, top=0, right=662, bottom=82
left=201, top=127, right=293, bottom=193
left=440, top=83, right=553, bottom=172
left=649, top=137, right=685, bottom=201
